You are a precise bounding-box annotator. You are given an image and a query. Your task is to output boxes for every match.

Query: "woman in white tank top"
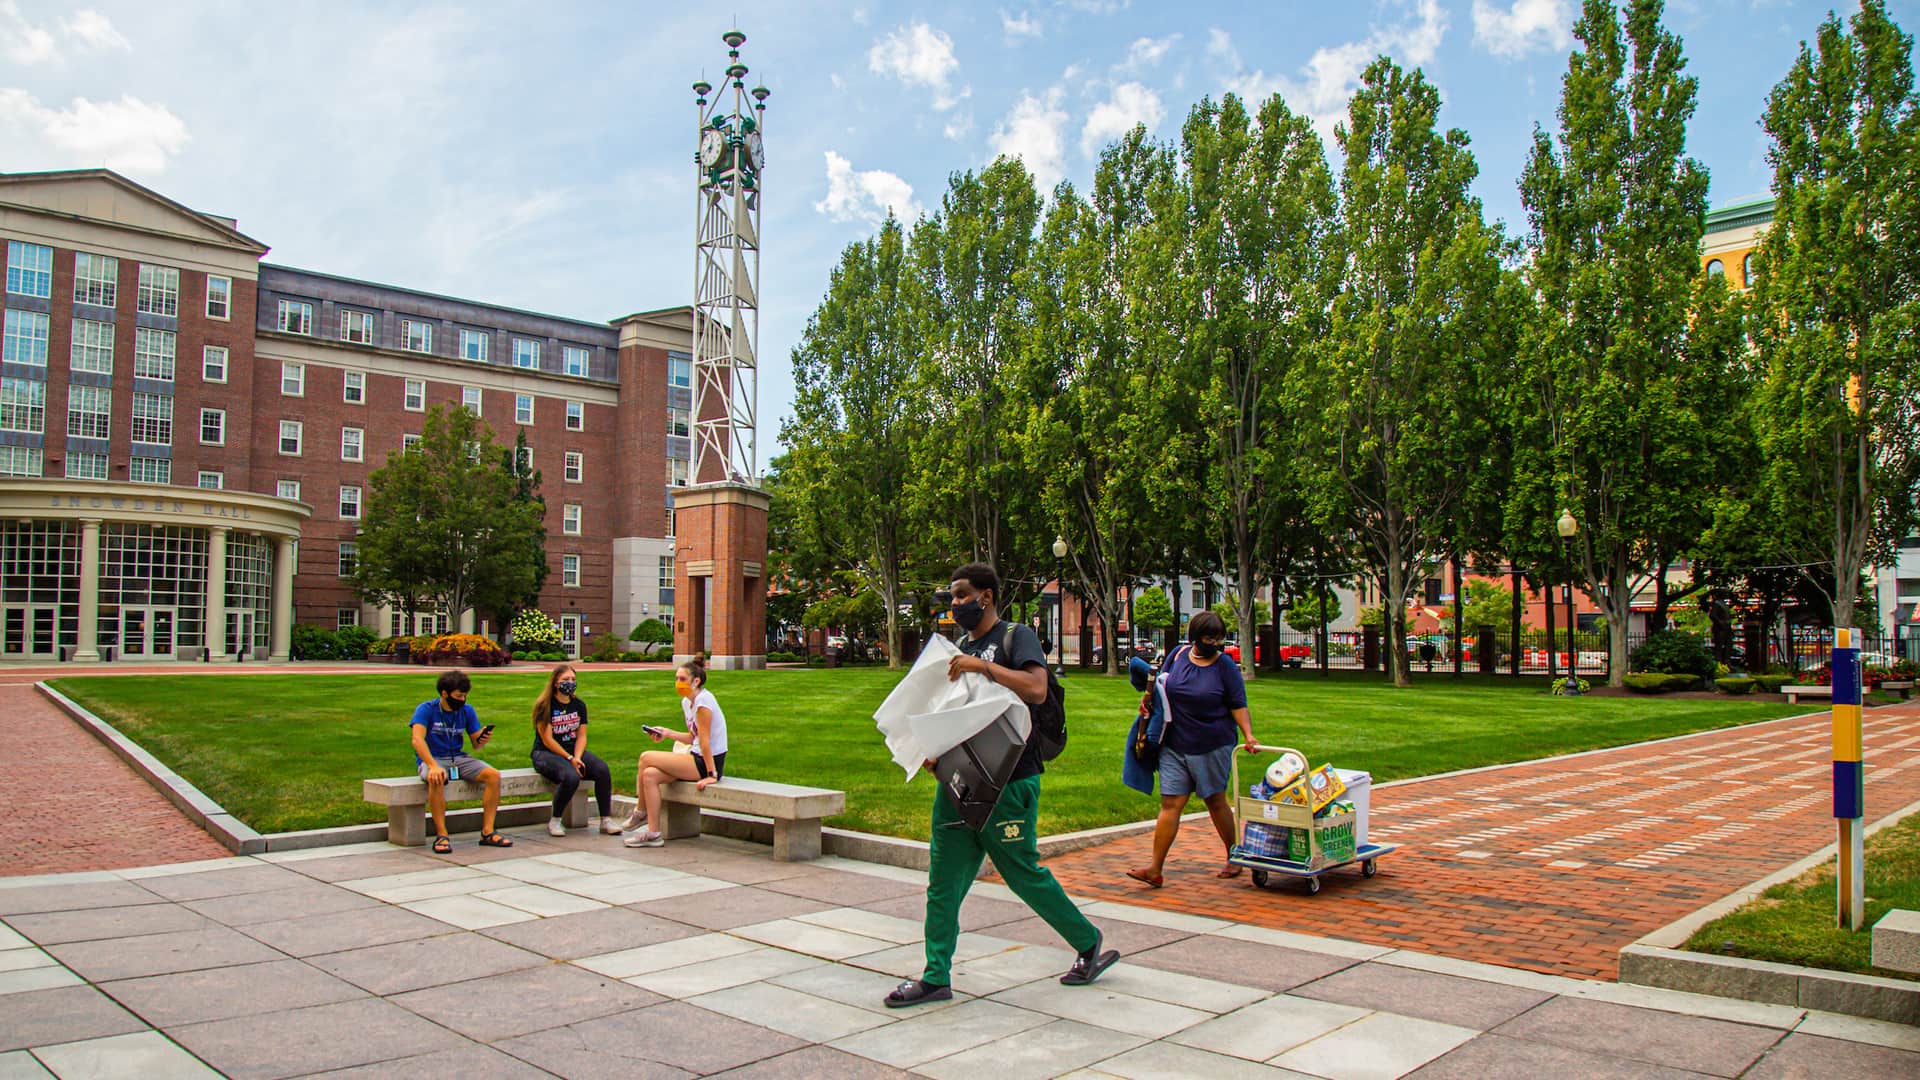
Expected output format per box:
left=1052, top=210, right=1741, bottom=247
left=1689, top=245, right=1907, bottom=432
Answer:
left=621, top=660, right=727, bottom=847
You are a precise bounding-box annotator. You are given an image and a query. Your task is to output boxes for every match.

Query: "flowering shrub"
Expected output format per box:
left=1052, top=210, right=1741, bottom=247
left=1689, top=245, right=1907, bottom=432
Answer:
left=510, top=609, right=562, bottom=651
left=426, top=633, right=509, bottom=667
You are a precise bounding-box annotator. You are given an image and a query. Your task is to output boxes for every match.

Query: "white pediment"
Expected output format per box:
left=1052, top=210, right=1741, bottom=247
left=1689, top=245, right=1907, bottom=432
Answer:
left=0, top=171, right=265, bottom=253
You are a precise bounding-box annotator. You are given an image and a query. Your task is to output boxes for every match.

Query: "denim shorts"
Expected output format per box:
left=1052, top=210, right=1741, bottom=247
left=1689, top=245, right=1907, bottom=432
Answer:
left=1159, top=743, right=1235, bottom=798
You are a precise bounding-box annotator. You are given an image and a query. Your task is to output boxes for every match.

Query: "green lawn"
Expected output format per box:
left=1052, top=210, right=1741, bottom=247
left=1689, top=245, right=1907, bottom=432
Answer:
left=48, top=667, right=1806, bottom=839
left=1684, top=810, right=1920, bottom=982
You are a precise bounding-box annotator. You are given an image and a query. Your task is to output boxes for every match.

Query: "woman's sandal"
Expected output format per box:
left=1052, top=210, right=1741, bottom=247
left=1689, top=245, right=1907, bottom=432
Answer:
left=1126, top=868, right=1164, bottom=889
left=1217, top=863, right=1244, bottom=879
left=430, top=835, right=452, bottom=854
left=478, top=832, right=514, bottom=848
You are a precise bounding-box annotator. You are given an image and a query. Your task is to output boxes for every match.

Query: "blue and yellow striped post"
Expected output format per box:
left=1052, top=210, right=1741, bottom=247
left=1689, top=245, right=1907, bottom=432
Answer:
left=1832, top=627, right=1865, bottom=930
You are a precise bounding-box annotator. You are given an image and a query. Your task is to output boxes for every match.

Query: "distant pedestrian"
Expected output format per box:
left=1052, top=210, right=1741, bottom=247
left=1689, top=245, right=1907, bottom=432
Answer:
left=528, top=664, right=620, bottom=837
left=1127, top=610, right=1257, bottom=887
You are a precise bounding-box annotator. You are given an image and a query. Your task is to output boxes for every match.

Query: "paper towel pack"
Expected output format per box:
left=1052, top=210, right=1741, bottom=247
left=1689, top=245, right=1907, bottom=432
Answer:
left=872, top=632, right=1031, bottom=780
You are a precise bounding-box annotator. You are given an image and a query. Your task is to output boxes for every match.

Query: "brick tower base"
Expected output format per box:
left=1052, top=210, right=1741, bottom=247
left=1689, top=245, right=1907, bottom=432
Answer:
left=671, top=482, right=769, bottom=670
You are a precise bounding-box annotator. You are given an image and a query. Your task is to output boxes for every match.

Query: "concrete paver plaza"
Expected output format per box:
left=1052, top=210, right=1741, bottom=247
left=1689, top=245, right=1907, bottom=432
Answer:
left=3, top=830, right=1917, bottom=1079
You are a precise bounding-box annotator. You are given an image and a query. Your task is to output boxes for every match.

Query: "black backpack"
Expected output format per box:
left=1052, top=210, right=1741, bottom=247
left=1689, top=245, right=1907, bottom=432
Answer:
left=1004, top=622, right=1068, bottom=761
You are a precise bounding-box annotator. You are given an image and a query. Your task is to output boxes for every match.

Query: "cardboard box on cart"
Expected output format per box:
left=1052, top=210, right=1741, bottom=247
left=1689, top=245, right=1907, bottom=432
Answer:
left=1335, top=769, right=1370, bottom=847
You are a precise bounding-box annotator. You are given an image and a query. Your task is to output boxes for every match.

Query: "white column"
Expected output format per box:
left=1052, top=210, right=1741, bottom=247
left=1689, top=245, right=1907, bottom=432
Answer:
left=270, top=535, right=294, bottom=662
left=73, top=519, right=101, bottom=662
left=206, top=526, right=230, bottom=662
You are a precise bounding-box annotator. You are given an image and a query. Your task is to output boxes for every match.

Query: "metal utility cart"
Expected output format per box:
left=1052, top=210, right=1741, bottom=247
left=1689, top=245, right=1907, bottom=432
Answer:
left=1228, top=743, right=1397, bottom=895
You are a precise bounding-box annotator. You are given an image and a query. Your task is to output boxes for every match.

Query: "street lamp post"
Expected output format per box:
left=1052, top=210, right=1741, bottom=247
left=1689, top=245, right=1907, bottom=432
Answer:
left=1052, top=535, right=1068, bottom=676
left=1557, top=509, right=1581, bottom=695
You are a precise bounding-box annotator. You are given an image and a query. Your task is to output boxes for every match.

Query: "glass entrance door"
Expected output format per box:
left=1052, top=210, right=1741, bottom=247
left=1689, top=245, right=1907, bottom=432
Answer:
left=1, top=606, right=60, bottom=659
left=227, top=611, right=253, bottom=660
left=119, top=607, right=178, bottom=660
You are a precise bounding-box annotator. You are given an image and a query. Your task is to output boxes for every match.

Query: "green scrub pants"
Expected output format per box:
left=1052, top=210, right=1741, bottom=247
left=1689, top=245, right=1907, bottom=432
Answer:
left=922, top=774, right=1099, bottom=987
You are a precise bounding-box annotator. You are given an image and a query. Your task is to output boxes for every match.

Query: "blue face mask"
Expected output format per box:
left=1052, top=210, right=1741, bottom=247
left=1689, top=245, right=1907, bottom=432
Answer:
left=557, top=680, right=576, bottom=695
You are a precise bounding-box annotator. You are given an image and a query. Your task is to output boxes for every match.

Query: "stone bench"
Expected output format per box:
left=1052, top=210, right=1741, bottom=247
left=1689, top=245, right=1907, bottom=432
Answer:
left=1881, top=680, right=1914, bottom=701
left=363, top=768, right=590, bottom=846
left=654, top=777, right=846, bottom=861
left=1783, top=684, right=1834, bottom=705
left=1872, top=909, right=1920, bottom=974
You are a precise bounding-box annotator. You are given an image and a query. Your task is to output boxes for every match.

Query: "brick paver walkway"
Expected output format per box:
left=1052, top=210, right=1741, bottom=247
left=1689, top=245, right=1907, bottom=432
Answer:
left=0, top=682, right=230, bottom=876
left=1038, top=703, right=1920, bottom=980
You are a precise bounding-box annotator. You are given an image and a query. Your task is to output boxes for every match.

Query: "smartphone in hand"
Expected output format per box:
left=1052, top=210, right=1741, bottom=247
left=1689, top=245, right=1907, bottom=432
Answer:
left=642, top=725, right=664, bottom=738
left=477, top=724, right=495, bottom=742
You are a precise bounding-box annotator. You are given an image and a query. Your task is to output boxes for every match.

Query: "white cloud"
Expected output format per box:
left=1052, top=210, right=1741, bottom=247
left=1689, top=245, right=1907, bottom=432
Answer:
left=1060, top=0, right=1130, bottom=13
left=1206, top=27, right=1240, bottom=68
left=0, top=90, right=189, bottom=174
left=1002, top=9, right=1042, bottom=42
left=1122, top=34, right=1179, bottom=71
left=1472, top=0, right=1573, bottom=59
left=1222, top=0, right=1448, bottom=145
left=0, top=1, right=55, bottom=64
left=868, top=21, right=969, bottom=111
left=815, top=150, right=921, bottom=225
left=1082, top=81, right=1163, bottom=156
left=943, top=111, right=974, bottom=140
left=989, top=88, right=1069, bottom=191
left=61, top=10, right=129, bottom=53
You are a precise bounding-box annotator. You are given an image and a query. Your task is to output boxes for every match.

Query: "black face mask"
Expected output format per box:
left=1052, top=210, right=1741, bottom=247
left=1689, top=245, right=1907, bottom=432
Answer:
left=1193, top=640, right=1221, bottom=659
left=952, top=599, right=986, bottom=632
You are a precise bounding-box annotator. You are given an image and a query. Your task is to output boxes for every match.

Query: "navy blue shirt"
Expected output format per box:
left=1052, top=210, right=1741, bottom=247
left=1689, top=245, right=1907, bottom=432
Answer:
left=958, top=618, right=1049, bottom=781
left=1162, top=650, right=1247, bottom=755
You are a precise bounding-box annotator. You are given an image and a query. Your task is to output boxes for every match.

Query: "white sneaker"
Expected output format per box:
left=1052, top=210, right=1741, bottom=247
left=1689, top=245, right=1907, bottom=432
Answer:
left=618, top=808, right=646, bottom=832
left=599, top=818, right=623, bottom=835
left=623, top=830, right=665, bottom=848
left=546, top=818, right=566, bottom=837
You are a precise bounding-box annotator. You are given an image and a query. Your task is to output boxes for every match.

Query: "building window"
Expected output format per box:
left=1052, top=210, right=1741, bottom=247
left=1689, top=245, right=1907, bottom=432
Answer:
left=201, top=345, right=227, bottom=383
left=664, top=505, right=674, bottom=537
left=129, top=456, right=170, bottom=484
left=564, top=345, right=588, bottom=377
left=0, top=445, right=42, bottom=477
left=199, top=407, right=225, bottom=445
left=0, top=377, right=45, bottom=434
left=277, top=300, right=313, bottom=334
left=137, top=265, right=180, bottom=316
left=279, top=420, right=302, bottom=456
left=66, top=451, right=108, bottom=479
left=342, top=370, right=365, bottom=404
left=564, top=451, right=582, bottom=483
left=562, top=553, right=580, bottom=587
left=339, top=485, right=361, bottom=520
left=394, top=381, right=422, bottom=415
left=514, top=446, right=533, bottom=474
left=3, top=309, right=49, bottom=365
left=462, top=387, right=481, bottom=416
left=513, top=338, right=540, bottom=369
left=133, top=327, right=175, bottom=380
left=402, top=319, right=433, bottom=353
left=1706, top=258, right=1725, bottom=278
left=340, top=310, right=374, bottom=344
left=668, top=352, right=692, bottom=387
left=206, top=275, right=231, bottom=320
left=402, top=433, right=421, bottom=453
left=1742, top=253, right=1753, bottom=287
left=130, top=392, right=173, bottom=444
left=281, top=361, right=304, bottom=396
left=563, top=503, right=581, bottom=535
left=198, top=471, right=224, bottom=490
left=337, top=608, right=360, bottom=631
left=6, top=241, right=53, bottom=297
left=339, top=541, right=358, bottom=578
left=66, top=385, right=110, bottom=440
left=515, top=393, right=534, bottom=425
left=669, top=457, right=687, bottom=486
left=565, top=401, right=583, bottom=430
left=277, top=479, right=300, bottom=500
left=668, top=406, right=689, bottom=437
left=459, top=329, right=488, bottom=362
left=658, top=554, right=674, bottom=591
left=70, top=319, right=114, bottom=374
left=341, top=426, right=363, bottom=462
left=74, top=253, right=118, bottom=307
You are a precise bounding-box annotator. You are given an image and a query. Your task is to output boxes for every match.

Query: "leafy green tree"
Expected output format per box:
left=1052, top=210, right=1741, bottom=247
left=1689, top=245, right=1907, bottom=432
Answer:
left=1285, top=590, right=1343, bottom=635
left=1210, top=597, right=1271, bottom=632
left=1458, top=578, right=1516, bottom=633
left=353, top=405, right=544, bottom=628
left=480, top=427, right=548, bottom=627
left=1510, top=0, right=1740, bottom=686
left=1301, top=58, right=1507, bottom=688
left=1750, top=0, right=1920, bottom=627
left=1131, top=587, right=1175, bottom=638
left=627, top=617, right=672, bottom=656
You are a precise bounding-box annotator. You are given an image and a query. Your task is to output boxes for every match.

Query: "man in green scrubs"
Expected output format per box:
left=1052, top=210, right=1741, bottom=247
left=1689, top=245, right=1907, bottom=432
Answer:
left=885, top=562, right=1120, bottom=1007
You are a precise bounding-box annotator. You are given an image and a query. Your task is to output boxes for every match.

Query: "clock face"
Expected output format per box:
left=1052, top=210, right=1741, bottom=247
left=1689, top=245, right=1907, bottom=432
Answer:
left=747, top=132, right=766, bottom=171
left=700, top=129, right=725, bottom=167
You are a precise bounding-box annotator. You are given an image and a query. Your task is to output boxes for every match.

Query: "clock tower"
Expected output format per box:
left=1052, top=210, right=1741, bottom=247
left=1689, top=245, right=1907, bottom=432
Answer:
left=674, top=29, right=772, bottom=669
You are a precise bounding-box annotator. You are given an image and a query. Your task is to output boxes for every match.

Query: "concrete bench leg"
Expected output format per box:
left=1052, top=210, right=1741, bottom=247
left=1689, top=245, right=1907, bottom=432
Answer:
left=664, top=801, right=703, bottom=840
left=388, top=805, right=426, bottom=847
left=773, top=817, right=822, bottom=861
left=564, top=789, right=591, bottom=829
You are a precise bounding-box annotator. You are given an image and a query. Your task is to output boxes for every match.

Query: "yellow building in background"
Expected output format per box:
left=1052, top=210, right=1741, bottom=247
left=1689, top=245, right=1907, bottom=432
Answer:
left=1701, top=195, right=1772, bottom=289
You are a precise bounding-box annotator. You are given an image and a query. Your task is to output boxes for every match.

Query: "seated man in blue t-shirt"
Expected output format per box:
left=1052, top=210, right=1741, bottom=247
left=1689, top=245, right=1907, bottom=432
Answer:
left=409, top=670, right=511, bottom=853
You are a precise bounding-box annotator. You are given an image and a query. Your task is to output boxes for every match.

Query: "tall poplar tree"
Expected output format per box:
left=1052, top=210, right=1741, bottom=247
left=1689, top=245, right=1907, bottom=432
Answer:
left=1751, top=0, right=1920, bottom=628
left=1511, top=0, right=1740, bottom=684
left=1304, top=58, right=1506, bottom=688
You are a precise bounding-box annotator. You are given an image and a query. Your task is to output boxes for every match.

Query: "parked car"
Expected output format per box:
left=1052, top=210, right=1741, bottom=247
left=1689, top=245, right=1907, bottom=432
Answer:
left=1276, top=643, right=1312, bottom=668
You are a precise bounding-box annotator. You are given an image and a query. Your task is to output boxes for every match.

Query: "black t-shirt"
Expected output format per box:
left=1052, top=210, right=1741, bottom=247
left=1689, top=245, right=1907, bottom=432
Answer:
left=957, top=618, right=1049, bottom=781
left=537, top=696, right=588, bottom=755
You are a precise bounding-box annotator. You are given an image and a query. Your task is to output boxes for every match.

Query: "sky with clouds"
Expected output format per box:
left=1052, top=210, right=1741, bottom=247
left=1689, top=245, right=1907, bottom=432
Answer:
left=0, top=0, right=1892, bottom=466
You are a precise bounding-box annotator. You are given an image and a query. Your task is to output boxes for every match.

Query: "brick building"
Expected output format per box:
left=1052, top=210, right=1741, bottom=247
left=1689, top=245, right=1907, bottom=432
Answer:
left=0, top=169, right=690, bottom=661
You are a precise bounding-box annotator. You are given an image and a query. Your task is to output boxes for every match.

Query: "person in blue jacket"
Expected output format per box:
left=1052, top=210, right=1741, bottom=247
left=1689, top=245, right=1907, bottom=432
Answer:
left=1121, top=650, right=1173, bottom=796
